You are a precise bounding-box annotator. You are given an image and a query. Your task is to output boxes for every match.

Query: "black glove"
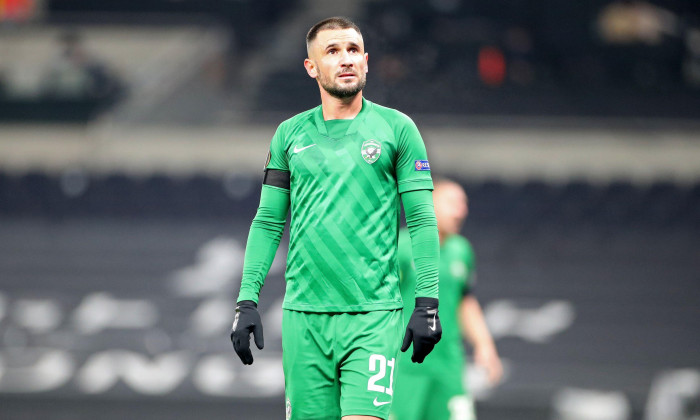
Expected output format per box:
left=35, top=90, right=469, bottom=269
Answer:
left=230, top=300, right=264, bottom=365
left=401, top=297, right=442, bottom=363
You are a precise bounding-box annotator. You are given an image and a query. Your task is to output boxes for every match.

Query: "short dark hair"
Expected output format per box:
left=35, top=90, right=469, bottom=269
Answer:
left=306, top=17, right=362, bottom=48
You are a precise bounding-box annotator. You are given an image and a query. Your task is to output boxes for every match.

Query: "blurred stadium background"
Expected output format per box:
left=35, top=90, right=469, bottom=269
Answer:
left=1, top=0, right=699, bottom=419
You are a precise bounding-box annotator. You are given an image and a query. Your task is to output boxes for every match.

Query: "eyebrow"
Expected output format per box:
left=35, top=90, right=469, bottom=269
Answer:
left=324, top=42, right=361, bottom=51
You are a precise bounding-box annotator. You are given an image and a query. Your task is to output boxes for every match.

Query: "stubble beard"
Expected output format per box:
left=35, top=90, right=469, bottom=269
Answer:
left=318, top=71, right=367, bottom=99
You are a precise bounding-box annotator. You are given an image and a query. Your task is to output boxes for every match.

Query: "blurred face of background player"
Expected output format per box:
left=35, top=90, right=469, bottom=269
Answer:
left=433, top=181, right=469, bottom=239
left=304, top=28, right=368, bottom=99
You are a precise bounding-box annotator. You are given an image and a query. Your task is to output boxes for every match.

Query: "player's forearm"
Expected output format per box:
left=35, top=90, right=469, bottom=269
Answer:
left=237, top=184, right=290, bottom=303
left=401, top=189, right=439, bottom=299
left=459, top=296, right=496, bottom=350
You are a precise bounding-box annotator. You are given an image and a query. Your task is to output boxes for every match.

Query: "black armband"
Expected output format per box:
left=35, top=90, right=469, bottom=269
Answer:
left=415, top=297, right=439, bottom=308
left=263, top=169, right=290, bottom=190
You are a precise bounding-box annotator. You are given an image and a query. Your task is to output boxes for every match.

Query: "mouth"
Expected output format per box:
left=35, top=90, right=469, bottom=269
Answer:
left=338, top=72, right=356, bottom=79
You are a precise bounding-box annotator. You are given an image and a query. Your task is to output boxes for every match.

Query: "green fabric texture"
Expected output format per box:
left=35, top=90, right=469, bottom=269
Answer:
left=400, top=189, right=439, bottom=300
left=396, top=229, right=476, bottom=373
left=393, top=230, right=478, bottom=419
left=324, top=118, right=353, bottom=138
left=282, top=310, right=402, bottom=419
left=262, top=98, right=435, bottom=312
left=237, top=184, right=290, bottom=304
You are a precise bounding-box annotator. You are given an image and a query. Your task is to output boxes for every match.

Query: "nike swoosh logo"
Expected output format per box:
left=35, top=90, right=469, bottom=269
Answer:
left=427, top=308, right=437, bottom=332
left=293, top=144, right=316, bottom=153
left=232, top=312, right=240, bottom=330
left=373, top=397, right=391, bottom=407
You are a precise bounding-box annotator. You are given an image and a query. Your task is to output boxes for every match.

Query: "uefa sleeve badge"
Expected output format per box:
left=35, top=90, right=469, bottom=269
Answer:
left=414, top=160, right=430, bottom=171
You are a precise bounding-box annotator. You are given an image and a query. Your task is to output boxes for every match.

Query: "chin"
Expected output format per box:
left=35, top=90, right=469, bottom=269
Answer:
left=338, top=82, right=359, bottom=91
left=446, top=227, right=460, bottom=236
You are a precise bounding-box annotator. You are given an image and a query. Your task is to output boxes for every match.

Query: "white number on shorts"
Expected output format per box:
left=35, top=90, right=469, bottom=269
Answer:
left=367, top=354, right=396, bottom=395
left=386, top=358, right=395, bottom=395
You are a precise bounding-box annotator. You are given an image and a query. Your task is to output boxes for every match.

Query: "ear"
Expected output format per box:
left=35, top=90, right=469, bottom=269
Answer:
left=304, top=58, right=317, bottom=79
left=364, top=52, right=369, bottom=73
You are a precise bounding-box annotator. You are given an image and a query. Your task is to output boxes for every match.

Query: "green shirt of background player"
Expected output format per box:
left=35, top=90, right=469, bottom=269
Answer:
left=391, top=179, right=503, bottom=420
left=230, top=17, right=443, bottom=420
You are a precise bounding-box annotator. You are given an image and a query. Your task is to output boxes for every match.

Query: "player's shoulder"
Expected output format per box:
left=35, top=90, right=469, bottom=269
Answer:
left=277, top=106, right=319, bottom=133
left=445, top=234, right=474, bottom=254
left=366, top=99, right=416, bottom=129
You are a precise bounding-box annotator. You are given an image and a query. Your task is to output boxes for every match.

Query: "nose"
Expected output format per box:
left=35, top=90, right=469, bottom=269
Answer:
left=340, top=50, right=353, bottom=66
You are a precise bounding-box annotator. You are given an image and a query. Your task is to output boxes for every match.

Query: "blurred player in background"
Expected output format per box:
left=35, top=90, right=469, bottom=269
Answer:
left=230, top=17, right=442, bottom=420
left=391, top=178, right=503, bottom=420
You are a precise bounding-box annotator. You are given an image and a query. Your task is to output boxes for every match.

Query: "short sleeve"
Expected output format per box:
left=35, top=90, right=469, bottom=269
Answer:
left=395, top=116, right=433, bottom=194
left=266, top=122, right=289, bottom=172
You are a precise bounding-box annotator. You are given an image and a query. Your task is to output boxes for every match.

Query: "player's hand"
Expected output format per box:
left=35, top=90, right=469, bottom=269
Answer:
left=474, top=344, right=503, bottom=384
left=401, top=297, right=442, bottom=363
left=230, top=300, right=264, bottom=365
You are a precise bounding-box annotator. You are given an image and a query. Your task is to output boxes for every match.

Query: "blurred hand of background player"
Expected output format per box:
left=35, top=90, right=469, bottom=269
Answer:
left=401, top=297, right=442, bottom=363
left=230, top=300, right=264, bottom=365
left=459, top=293, right=503, bottom=385
left=474, top=342, right=503, bottom=384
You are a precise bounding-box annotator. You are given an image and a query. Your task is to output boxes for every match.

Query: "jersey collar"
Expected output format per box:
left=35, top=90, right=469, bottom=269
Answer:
left=314, top=97, right=372, bottom=138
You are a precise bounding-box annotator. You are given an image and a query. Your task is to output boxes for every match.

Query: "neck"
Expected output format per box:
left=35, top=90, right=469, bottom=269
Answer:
left=439, top=230, right=447, bottom=244
left=320, top=89, right=363, bottom=120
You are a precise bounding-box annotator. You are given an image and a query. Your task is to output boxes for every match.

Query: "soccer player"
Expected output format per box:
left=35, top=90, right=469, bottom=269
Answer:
left=230, top=17, right=443, bottom=420
left=391, top=179, right=503, bottom=420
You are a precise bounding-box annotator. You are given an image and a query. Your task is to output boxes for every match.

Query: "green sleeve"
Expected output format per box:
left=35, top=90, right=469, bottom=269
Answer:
left=266, top=122, right=290, bottom=171
left=237, top=184, right=290, bottom=303
left=395, top=115, right=434, bottom=194
left=397, top=229, right=414, bottom=284
left=397, top=230, right=413, bottom=293
left=401, top=189, right=439, bottom=299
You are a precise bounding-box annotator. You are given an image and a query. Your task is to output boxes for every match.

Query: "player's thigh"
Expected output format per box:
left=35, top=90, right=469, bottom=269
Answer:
left=389, top=372, right=431, bottom=420
left=337, top=310, right=403, bottom=420
left=283, top=310, right=341, bottom=420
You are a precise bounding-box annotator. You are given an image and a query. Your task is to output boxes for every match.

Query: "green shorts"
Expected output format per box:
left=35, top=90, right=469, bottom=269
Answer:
left=282, top=309, right=403, bottom=420
left=390, top=357, right=474, bottom=420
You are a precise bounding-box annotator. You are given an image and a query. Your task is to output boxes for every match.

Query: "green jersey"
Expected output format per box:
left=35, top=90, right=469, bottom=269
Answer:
left=397, top=229, right=476, bottom=371
left=266, top=98, right=433, bottom=312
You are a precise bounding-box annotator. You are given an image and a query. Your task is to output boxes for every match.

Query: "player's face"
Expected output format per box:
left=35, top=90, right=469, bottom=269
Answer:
left=434, top=183, right=469, bottom=236
left=305, top=28, right=368, bottom=99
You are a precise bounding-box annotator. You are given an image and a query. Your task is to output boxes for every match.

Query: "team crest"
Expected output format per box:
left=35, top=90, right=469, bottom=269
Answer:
left=361, top=140, right=382, bottom=164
